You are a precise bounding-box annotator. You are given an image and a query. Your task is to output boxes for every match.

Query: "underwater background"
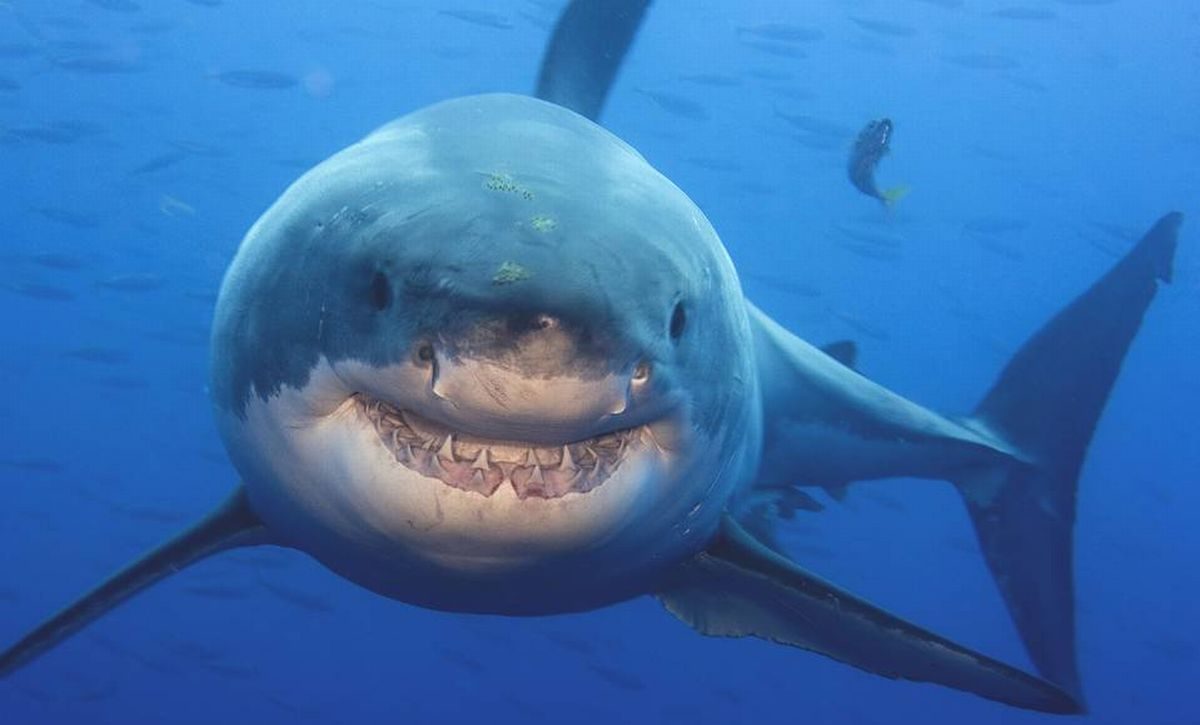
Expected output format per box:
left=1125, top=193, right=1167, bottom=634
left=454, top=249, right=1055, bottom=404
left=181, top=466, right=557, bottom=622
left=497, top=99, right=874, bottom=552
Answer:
left=0, top=0, right=1196, bottom=723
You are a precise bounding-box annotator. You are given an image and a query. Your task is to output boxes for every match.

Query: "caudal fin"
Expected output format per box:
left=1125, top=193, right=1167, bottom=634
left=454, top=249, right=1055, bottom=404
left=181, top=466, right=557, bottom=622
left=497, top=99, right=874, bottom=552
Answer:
left=956, top=212, right=1183, bottom=700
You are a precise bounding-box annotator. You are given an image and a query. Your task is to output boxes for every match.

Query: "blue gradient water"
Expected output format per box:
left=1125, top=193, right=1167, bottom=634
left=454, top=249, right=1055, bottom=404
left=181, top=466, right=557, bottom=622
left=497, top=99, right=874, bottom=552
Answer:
left=1, top=1, right=1196, bottom=723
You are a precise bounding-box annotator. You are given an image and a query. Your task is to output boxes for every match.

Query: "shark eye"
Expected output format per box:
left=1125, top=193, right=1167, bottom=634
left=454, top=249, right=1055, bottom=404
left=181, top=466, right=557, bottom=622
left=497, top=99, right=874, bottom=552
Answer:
left=369, top=271, right=391, bottom=311
left=669, top=302, right=686, bottom=341
left=414, top=342, right=435, bottom=366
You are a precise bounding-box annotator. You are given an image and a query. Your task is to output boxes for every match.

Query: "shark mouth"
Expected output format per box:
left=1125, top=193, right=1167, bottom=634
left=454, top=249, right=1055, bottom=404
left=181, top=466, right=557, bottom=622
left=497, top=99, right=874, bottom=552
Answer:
left=356, top=395, right=646, bottom=499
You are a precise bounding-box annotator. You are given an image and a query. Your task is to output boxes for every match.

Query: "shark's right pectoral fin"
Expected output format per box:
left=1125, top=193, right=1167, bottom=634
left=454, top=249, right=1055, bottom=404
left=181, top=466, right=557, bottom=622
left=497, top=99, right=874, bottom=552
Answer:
left=0, top=486, right=271, bottom=678
left=656, top=516, right=1082, bottom=715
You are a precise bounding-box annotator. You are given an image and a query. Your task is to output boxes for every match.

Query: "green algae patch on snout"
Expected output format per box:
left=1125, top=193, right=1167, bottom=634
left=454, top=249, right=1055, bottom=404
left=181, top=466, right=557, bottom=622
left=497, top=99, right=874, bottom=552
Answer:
left=492, top=261, right=532, bottom=286
left=529, top=214, right=558, bottom=232
left=483, top=172, right=535, bottom=201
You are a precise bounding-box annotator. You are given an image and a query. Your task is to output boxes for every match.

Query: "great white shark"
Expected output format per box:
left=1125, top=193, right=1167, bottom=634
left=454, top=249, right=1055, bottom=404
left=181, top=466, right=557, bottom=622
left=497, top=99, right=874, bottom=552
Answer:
left=0, top=1, right=1184, bottom=715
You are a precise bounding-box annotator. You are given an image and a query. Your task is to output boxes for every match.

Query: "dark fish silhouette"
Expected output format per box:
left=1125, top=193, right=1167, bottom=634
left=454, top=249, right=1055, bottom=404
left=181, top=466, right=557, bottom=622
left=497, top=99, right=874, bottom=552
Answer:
left=847, top=117, right=908, bottom=206
left=213, top=69, right=298, bottom=90
left=736, top=23, right=824, bottom=43
left=130, top=151, right=189, bottom=175
left=5, top=282, right=76, bottom=301
left=62, top=346, right=129, bottom=365
left=437, top=9, right=513, bottom=30
left=636, top=89, right=709, bottom=121
left=942, top=52, right=1021, bottom=70
left=85, top=0, right=141, bottom=11
left=97, top=273, right=166, bottom=293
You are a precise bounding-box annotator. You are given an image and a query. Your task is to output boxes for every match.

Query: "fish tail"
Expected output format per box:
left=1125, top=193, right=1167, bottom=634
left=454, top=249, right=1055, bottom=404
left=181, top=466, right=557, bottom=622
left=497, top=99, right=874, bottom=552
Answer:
left=953, top=212, right=1183, bottom=702
left=880, top=185, right=910, bottom=207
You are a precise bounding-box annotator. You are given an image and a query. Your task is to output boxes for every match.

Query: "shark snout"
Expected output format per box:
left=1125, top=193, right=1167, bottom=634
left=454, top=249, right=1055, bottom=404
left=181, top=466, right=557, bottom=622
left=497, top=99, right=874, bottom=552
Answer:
left=411, top=310, right=654, bottom=442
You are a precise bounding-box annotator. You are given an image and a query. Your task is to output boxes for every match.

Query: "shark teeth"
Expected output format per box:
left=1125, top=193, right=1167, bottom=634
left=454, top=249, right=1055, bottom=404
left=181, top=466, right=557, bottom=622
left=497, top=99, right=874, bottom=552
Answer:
left=356, top=395, right=642, bottom=499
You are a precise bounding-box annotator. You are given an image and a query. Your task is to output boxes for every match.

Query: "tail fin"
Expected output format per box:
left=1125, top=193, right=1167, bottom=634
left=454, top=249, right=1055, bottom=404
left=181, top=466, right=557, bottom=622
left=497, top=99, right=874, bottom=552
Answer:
left=956, top=212, right=1183, bottom=700
left=881, top=185, right=910, bottom=207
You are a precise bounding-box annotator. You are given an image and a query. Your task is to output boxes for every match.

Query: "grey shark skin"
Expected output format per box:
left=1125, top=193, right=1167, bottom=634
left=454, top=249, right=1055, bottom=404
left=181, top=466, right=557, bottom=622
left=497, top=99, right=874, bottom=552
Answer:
left=211, top=92, right=760, bottom=613
left=0, top=0, right=1185, bottom=717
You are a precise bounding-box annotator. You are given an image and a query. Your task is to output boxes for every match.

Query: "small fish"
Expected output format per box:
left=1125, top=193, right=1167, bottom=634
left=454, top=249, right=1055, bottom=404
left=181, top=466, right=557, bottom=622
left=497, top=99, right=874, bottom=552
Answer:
left=258, top=579, right=335, bottom=613
left=115, top=505, right=187, bottom=524
left=437, top=9, right=513, bottom=30
left=49, top=39, right=110, bottom=54
left=7, top=121, right=104, bottom=146
left=97, top=272, right=165, bottom=292
left=129, top=19, right=174, bottom=34
left=63, top=346, right=129, bottom=365
left=587, top=663, right=645, bottom=691
left=736, top=23, right=824, bottom=43
left=0, top=43, right=40, bottom=59
left=159, top=194, right=196, bottom=217
left=543, top=630, right=597, bottom=656
left=684, top=156, right=742, bottom=173
left=85, top=0, right=141, bottom=11
left=50, top=55, right=142, bottom=74
left=5, top=282, right=76, bottom=301
left=636, top=89, right=709, bottom=121
left=740, top=40, right=808, bottom=59
left=201, top=661, right=259, bottom=680
left=439, top=646, right=487, bottom=674
left=0, top=76, right=19, bottom=92
left=829, top=307, right=890, bottom=341
left=991, top=6, right=1058, bottom=20
left=213, top=69, right=298, bottom=90
left=159, top=639, right=225, bottom=662
left=87, top=375, right=148, bottom=391
left=836, top=241, right=904, bottom=262
left=941, top=52, right=1020, bottom=71
left=181, top=584, right=251, bottom=600
left=678, top=72, right=741, bottom=88
left=130, top=151, right=188, bottom=175
left=850, top=17, right=918, bottom=38
left=30, top=252, right=88, bottom=268
left=962, top=216, right=1028, bottom=235
left=0, top=457, right=64, bottom=473
left=32, top=206, right=101, bottom=228
left=774, top=108, right=854, bottom=137
left=847, top=118, right=908, bottom=206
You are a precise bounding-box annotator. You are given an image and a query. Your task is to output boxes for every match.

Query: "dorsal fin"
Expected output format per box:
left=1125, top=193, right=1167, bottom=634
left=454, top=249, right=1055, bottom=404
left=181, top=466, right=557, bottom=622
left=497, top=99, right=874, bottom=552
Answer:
left=820, top=339, right=858, bottom=368
left=534, top=0, right=652, bottom=121
left=0, top=486, right=272, bottom=677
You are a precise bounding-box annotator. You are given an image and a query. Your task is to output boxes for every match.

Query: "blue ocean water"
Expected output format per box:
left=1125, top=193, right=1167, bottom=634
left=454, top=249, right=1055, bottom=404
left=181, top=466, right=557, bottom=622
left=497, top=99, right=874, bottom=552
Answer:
left=1, top=0, right=1197, bottom=723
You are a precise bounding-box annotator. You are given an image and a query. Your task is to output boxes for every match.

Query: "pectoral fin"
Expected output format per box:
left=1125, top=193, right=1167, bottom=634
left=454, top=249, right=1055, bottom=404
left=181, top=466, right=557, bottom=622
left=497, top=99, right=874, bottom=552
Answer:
left=0, top=486, right=271, bottom=678
left=656, top=516, right=1081, bottom=715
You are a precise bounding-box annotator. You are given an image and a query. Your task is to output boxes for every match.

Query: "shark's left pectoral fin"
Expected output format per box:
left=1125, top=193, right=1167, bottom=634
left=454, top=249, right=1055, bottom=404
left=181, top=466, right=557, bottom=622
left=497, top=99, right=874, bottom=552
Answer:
left=0, top=486, right=271, bottom=678
left=656, top=517, right=1082, bottom=715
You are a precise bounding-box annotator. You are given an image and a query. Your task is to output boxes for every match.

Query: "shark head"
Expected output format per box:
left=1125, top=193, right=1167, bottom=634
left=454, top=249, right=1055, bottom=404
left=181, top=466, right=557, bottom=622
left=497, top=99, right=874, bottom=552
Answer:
left=210, top=94, right=761, bottom=613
